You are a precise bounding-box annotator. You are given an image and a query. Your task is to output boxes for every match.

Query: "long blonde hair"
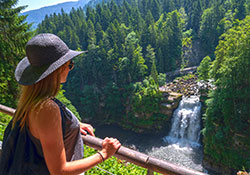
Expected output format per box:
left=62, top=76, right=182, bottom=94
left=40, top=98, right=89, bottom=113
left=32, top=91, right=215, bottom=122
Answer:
left=13, top=64, right=66, bottom=129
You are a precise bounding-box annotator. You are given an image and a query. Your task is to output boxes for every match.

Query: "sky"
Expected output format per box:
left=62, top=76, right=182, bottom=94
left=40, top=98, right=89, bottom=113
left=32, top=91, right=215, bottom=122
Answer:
left=17, top=0, right=79, bottom=12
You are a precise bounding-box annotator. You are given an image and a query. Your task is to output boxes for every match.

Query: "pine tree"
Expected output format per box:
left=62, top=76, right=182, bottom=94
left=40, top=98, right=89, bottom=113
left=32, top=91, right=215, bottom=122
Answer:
left=150, top=0, right=161, bottom=21
left=204, top=16, right=250, bottom=170
left=146, top=45, right=158, bottom=84
left=87, top=19, right=96, bottom=45
left=162, top=0, right=175, bottom=13
left=145, top=10, right=155, bottom=26
left=79, top=19, right=88, bottom=50
left=86, top=6, right=95, bottom=24
left=156, top=48, right=164, bottom=73
left=110, top=0, right=121, bottom=22
left=190, top=0, right=202, bottom=37
left=95, top=22, right=104, bottom=43
left=232, top=0, right=246, bottom=20
left=0, top=0, right=33, bottom=107
left=167, top=10, right=183, bottom=70
left=199, top=4, right=225, bottom=57
left=197, top=56, right=211, bottom=81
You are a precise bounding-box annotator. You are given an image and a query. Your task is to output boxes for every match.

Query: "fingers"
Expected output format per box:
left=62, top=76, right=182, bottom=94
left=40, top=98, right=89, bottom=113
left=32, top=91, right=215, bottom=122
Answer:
left=79, top=123, right=95, bottom=136
left=80, top=128, right=87, bottom=135
left=101, top=137, right=121, bottom=159
left=103, top=137, right=121, bottom=148
left=85, top=126, right=95, bottom=136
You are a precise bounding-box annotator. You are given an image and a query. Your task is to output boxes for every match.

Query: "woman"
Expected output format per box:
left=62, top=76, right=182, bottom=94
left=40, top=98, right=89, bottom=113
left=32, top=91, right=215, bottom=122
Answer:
left=0, top=33, right=121, bottom=175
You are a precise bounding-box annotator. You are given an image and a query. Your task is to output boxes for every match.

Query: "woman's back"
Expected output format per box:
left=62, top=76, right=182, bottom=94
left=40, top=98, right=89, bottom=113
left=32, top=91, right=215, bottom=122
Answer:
left=0, top=98, right=84, bottom=174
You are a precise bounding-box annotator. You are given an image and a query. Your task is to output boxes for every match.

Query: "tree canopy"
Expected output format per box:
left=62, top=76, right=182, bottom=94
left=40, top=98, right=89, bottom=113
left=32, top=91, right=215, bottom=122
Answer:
left=0, top=0, right=33, bottom=107
left=203, top=15, right=250, bottom=170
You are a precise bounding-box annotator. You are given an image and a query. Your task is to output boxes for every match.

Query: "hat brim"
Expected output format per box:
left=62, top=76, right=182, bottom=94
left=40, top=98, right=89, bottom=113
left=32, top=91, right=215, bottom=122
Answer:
left=15, top=49, right=86, bottom=85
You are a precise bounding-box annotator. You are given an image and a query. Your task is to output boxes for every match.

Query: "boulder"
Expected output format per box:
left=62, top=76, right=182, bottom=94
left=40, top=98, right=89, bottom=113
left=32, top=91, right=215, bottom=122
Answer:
left=159, top=91, right=182, bottom=118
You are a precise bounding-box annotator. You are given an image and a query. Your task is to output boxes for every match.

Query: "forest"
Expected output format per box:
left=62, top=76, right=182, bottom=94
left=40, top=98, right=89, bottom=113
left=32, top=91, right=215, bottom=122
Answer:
left=0, top=0, right=249, bottom=174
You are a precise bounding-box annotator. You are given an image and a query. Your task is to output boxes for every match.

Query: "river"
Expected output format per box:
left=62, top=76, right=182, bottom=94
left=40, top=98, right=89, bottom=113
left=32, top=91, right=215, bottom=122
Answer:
left=93, top=96, right=212, bottom=174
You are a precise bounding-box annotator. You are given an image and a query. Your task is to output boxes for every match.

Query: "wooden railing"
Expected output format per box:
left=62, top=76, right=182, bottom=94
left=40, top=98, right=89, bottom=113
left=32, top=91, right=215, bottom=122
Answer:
left=0, top=104, right=207, bottom=175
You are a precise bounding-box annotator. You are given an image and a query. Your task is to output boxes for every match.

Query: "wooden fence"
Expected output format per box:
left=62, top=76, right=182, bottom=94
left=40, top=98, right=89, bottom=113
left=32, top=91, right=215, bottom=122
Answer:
left=0, top=104, right=207, bottom=175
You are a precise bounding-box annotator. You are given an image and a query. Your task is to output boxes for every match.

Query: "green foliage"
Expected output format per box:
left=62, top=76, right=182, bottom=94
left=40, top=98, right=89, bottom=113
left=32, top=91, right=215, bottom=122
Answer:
left=175, top=73, right=196, bottom=81
left=1, top=0, right=250, bottom=172
left=146, top=45, right=158, bottom=85
left=197, top=56, right=211, bottom=81
left=56, top=85, right=81, bottom=121
left=79, top=85, right=100, bottom=120
left=132, top=76, right=162, bottom=114
left=199, top=5, right=225, bottom=57
left=37, top=0, right=250, bottom=134
left=203, top=16, right=250, bottom=171
left=157, top=73, right=166, bottom=87
left=0, top=113, right=12, bottom=141
left=84, top=145, right=160, bottom=174
left=0, top=0, right=33, bottom=141
left=0, top=0, right=33, bottom=107
left=181, top=36, right=192, bottom=69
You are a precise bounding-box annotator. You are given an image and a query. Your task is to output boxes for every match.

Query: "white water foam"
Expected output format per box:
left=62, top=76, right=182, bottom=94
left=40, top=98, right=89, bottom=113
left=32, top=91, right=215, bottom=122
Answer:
left=145, top=96, right=206, bottom=172
left=163, top=95, right=202, bottom=148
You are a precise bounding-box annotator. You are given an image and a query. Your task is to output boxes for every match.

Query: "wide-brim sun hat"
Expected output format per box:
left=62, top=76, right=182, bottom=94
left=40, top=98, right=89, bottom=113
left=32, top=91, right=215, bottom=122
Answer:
left=15, top=33, right=87, bottom=85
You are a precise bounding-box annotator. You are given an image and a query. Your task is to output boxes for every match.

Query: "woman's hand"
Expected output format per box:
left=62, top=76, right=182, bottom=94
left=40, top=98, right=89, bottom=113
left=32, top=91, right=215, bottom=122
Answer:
left=79, top=122, right=95, bottom=136
left=100, top=137, right=121, bottom=160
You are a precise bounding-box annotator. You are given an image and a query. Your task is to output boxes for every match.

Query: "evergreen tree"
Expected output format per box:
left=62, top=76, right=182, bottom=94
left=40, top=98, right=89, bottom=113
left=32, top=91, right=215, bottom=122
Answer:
left=167, top=10, right=183, bottom=70
left=204, top=16, right=250, bottom=171
left=87, top=19, right=96, bottom=45
left=197, top=56, right=211, bottom=81
left=156, top=48, right=164, bottom=73
left=138, top=0, right=149, bottom=18
left=101, top=4, right=111, bottom=31
left=110, top=0, right=121, bottom=22
left=86, top=6, right=95, bottom=24
left=121, top=5, right=131, bottom=26
left=96, top=22, right=104, bottom=43
left=0, top=0, right=32, bottom=107
left=189, top=0, right=202, bottom=37
left=33, top=0, right=250, bottom=140
left=119, top=32, right=147, bottom=84
left=145, top=10, right=155, bottom=26
left=106, top=22, right=118, bottom=48
left=150, top=0, right=161, bottom=21
left=232, top=0, right=246, bottom=20
left=199, top=5, right=225, bottom=57
left=79, top=19, right=88, bottom=50
left=146, top=45, right=158, bottom=84
left=131, top=8, right=145, bottom=35
left=162, top=0, right=175, bottom=13
left=246, top=0, right=250, bottom=15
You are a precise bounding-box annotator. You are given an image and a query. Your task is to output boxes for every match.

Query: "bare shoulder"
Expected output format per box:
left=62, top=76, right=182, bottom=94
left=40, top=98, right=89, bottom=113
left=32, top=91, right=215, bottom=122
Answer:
left=34, top=98, right=58, bottom=115
left=33, top=98, right=61, bottom=126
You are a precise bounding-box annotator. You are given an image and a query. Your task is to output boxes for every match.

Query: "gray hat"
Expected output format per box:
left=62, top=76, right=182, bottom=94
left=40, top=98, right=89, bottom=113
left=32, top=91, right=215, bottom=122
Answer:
left=15, top=33, right=86, bottom=85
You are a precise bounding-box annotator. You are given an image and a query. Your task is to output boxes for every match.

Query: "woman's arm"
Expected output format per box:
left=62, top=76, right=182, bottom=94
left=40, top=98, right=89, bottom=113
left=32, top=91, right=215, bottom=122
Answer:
left=33, top=100, right=120, bottom=175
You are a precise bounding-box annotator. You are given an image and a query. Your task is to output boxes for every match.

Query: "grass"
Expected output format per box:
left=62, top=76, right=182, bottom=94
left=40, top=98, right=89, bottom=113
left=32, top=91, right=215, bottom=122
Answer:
left=84, top=145, right=160, bottom=175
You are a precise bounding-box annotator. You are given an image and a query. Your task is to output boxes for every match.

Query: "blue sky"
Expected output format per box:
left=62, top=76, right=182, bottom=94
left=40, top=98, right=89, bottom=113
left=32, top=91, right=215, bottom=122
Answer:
left=17, top=0, right=78, bottom=12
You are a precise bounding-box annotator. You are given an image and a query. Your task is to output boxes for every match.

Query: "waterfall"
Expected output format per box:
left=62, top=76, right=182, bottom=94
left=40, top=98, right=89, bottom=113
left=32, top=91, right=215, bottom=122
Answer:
left=163, top=96, right=202, bottom=148
left=94, top=95, right=206, bottom=172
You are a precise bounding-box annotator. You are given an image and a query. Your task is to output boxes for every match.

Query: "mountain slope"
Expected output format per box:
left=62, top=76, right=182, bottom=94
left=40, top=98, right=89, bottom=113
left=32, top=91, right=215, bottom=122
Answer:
left=22, top=0, right=91, bottom=28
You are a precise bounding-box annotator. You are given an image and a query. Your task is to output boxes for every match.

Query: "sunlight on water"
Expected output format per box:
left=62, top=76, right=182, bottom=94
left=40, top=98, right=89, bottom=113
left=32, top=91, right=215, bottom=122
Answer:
left=95, top=96, right=209, bottom=173
left=145, top=96, right=207, bottom=172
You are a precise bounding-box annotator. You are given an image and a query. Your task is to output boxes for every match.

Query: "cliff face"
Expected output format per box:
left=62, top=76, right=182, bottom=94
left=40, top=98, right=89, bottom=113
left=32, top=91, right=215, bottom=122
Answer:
left=159, top=92, right=182, bottom=117
left=125, top=90, right=183, bottom=133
